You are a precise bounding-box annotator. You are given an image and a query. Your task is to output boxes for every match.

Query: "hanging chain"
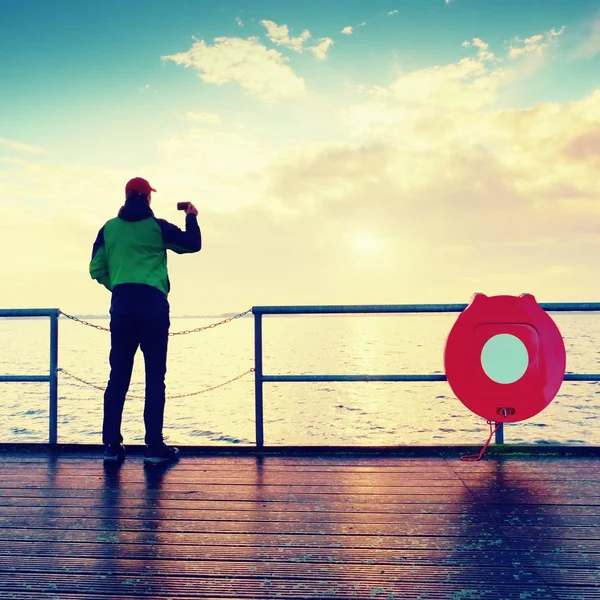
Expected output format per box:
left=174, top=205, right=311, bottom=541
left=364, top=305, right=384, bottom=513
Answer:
left=165, top=368, right=255, bottom=399
left=59, top=312, right=110, bottom=332
left=58, top=368, right=108, bottom=393
left=58, top=367, right=255, bottom=400
left=56, top=308, right=255, bottom=398
left=169, top=309, right=252, bottom=336
left=58, top=309, right=252, bottom=336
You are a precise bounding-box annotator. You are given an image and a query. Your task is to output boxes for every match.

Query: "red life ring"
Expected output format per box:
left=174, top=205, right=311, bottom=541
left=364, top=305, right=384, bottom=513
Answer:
left=443, top=293, right=566, bottom=423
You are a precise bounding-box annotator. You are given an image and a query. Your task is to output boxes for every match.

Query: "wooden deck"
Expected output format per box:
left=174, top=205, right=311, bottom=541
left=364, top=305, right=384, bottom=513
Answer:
left=0, top=449, right=599, bottom=599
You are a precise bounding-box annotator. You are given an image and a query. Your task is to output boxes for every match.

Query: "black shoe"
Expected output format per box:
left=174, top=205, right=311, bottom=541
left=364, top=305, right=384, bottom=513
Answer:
left=144, top=443, right=180, bottom=465
left=103, top=443, right=126, bottom=463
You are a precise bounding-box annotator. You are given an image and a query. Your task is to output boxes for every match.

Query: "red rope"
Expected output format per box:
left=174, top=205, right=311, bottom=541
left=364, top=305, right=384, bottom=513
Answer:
left=460, top=420, right=502, bottom=462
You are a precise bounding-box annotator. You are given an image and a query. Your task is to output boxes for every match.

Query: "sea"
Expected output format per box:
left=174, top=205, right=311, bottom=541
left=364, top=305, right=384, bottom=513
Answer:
left=1, top=312, right=599, bottom=446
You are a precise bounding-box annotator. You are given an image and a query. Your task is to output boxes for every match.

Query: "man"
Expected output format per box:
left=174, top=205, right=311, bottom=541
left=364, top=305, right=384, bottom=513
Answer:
left=90, top=177, right=201, bottom=465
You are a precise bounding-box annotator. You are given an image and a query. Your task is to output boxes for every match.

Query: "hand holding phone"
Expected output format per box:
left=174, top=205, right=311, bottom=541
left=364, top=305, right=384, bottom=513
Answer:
left=177, top=202, right=198, bottom=217
left=186, top=203, right=198, bottom=216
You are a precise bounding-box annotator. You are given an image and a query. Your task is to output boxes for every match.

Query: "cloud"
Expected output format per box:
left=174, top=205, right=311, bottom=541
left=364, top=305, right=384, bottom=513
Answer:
left=261, top=20, right=334, bottom=60
left=508, top=27, right=564, bottom=58
left=4, top=25, right=600, bottom=314
left=261, top=20, right=311, bottom=53
left=236, top=17, right=243, bottom=27
left=0, top=126, right=283, bottom=312
left=573, top=14, right=600, bottom=59
left=0, top=137, right=46, bottom=155
left=310, top=37, right=334, bottom=60
left=341, top=56, right=508, bottom=132
left=387, top=10, right=399, bottom=16
left=258, top=89, right=600, bottom=299
left=341, top=26, right=353, bottom=36
left=564, top=128, right=600, bottom=160
left=138, top=83, right=158, bottom=94
left=151, top=127, right=279, bottom=213
left=342, top=28, right=564, bottom=135
left=462, top=37, right=495, bottom=61
left=301, top=35, right=600, bottom=257
left=0, top=156, right=134, bottom=262
left=184, top=111, right=221, bottom=124
left=162, top=37, right=306, bottom=102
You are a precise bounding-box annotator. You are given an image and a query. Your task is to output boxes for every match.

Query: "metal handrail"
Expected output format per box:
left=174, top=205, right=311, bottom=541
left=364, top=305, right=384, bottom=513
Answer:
left=0, top=309, right=59, bottom=444
left=2, top=303, right=600, bottom=447
left=252, top=303, right=600, bottom=314
left=252, top=303, right=600, bottom=448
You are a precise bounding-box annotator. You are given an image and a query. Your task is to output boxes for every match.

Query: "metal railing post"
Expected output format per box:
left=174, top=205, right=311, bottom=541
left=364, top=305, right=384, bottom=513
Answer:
left=495, top=422, right=504, bottom=444
left=49, top=310, right=59, bottom=445
left=254, top=311, right=264, bottom=448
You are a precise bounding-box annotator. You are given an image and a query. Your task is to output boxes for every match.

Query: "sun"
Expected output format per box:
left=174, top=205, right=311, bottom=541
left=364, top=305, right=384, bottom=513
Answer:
left=350, top=234, right=385, bottom=255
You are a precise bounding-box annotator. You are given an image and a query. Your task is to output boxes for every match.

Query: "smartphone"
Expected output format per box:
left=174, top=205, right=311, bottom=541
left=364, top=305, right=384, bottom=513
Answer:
left=177, top=202, right=190, bottom=211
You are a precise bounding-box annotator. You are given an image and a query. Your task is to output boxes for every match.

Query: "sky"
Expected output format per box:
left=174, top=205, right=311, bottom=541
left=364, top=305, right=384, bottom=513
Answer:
left=1, top=0, right=600, bottom=316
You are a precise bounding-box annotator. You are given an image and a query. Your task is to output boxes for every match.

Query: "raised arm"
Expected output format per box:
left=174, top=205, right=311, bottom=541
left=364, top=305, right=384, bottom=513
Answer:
left=156, top=212, right=202, bottom=254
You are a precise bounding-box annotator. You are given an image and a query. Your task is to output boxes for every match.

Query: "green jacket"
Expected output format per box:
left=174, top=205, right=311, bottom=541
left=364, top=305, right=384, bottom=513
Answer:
left=90, top=200, right=201, bottom=296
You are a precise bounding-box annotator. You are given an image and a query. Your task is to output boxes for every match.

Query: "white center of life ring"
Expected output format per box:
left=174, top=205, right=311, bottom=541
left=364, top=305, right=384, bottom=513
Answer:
left=480, top=333, right=529, bottom=384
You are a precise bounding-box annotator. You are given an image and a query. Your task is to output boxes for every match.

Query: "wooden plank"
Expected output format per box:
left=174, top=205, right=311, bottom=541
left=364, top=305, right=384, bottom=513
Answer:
left=0, top=555, right=550, bottom=582
left=0, top=595, right=238, bottom=600
left=0, top=470, right=466, bottom=489
left=457, top=469, right=600, bottom=477
left=0, top=466, right=463, bottom=477
left=490, top=514, right=600, bottom=527
left=543, top=567, right=600, bottom=586
left=0, top=586, right=561, bottom=600
left=0, top=488, right=478, bottom=503
left=551, top=589, right=600, bottom=600
left=0, top=527, right=529, bottom=550
left=0, top=506, right=493, bottom=525
left=0, top=455, right=459, bottom=466
left=487, top=505, right=600, bottom=517
left=0, top=497, right=487, bottom=514
left=449, top=458, right=600, bottom=466
left=1, top=455, right=596, bottom=472
left=464, top=482, right=600, bottom=492
left=0, top=516, right=501, bottom=537
left=0, top=461, right=591, bottom=476
left=0, top=571, right=560, bottom=599
left=0, top=539, right=596, bottom=568
left=1, top=527, right=599, bottom=554
left=0, top=462, right=460, bottom=476
left=0, top=594, right=219, bottom=600
left=500, top=525, right=600, bottom=540
left=0, top=475, right=468, bottom=488
left=0, top=477, right=468, bottom=492
left=474, top=494, right=600, bottom=505
left=453, top=463, right=600, bottom=470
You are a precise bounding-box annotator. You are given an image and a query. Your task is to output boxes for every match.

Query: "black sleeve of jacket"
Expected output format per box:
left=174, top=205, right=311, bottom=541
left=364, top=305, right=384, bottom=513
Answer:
left=155, top=215, right=202, bottom=254
left=89, top=226, right=111, bottom=290
left=91, top=227, right=105, bottom=260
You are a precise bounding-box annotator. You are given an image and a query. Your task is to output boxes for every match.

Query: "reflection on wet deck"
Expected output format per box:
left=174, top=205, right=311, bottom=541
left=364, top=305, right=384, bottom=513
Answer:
left=0, top=449, right=598, bottom=599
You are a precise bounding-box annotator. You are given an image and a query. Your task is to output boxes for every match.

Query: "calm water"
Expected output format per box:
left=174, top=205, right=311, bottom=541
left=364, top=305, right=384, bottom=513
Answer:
left=1, top=313, right=599, bottom=446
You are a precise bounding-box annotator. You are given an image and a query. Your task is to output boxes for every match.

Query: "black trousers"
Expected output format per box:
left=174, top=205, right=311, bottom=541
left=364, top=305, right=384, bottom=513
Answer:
left=102, top=309, right=170, bottom=447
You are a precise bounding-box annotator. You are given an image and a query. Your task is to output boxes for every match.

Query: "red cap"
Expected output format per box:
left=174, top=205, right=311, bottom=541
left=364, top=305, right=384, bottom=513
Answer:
left=125, top=177, right=157, bottom=195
